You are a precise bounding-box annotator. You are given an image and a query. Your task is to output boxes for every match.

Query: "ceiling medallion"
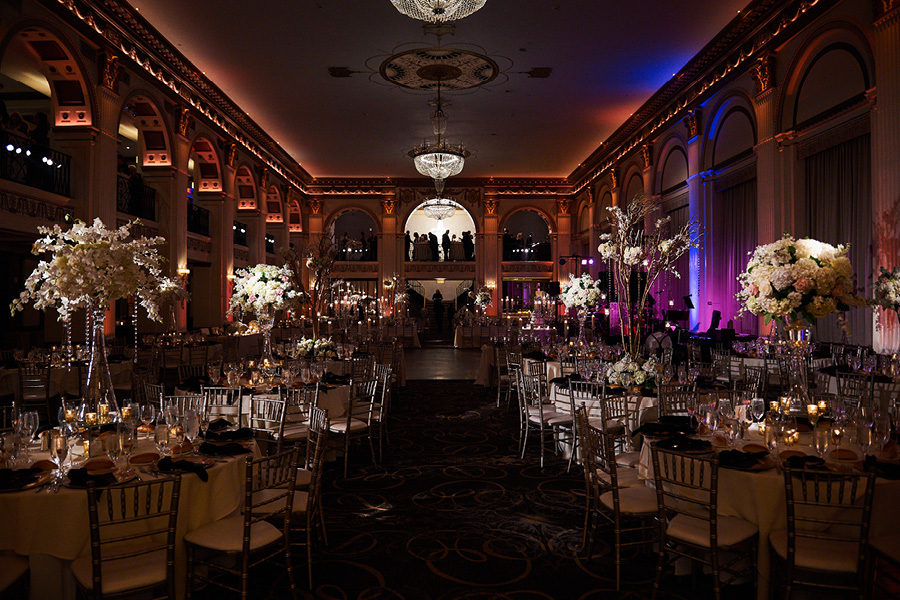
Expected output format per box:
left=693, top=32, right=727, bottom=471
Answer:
left=389, top=0, right=487, bottom=23
left=380, top=47, right=498, bottom=91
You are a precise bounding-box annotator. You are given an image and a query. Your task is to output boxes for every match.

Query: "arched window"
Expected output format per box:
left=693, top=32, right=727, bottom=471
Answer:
left=502, top=209, right=551, bottom=262
left=335, top=209, right=380, bottom=261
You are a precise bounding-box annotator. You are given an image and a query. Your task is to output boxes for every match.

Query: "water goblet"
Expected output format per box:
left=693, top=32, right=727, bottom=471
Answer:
left=782, top=416, right=798, bottom=447
left=182, top=409, right=200, bottom=449
left=105, top=432, right=122, bottom=467
left=814, top=425, right=830, bottom=457
left=830, top=420, right=845, bottom=451
left=154, top=425, right=169, bottom=455
left=750, top=398, right=765, bottom=424
left=1, top=431, right=20, bottom=468
left=857, top=423, right=873, bottom=455
left=207, top=362, right=221, bottom=384
left=118, top=421, right=136, bottom=463
left=16, top=411, right=39, bottom=459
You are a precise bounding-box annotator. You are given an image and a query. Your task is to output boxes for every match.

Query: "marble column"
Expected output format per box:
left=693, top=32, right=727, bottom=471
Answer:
left=685, top=110, right=704, bottom=332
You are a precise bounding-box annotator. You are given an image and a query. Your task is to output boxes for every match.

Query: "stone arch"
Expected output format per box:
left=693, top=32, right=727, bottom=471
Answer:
left=621, top=164, right=644, bottom=206
left=234, top=164, right=258, bottom=210
left=326, top=205, right=382, bottom=233
left=264, top=185, right=284, bottom=223
left=118, top=90, right=172, bottom=167
left=188, top=134, right=222, bottom=193
left=777, top=21, right=875, bottom=133
left=655, top=133, right=690, bottom=195
left=499, top=205, right=556, bottom=235
left=287, top=199, right=302, bottom=233
left=702, top=91, right=757, bottom=170
left=0, top=20, right=96, bottom=128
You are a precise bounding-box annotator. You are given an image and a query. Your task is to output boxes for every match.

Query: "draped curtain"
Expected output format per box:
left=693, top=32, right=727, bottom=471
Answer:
left=713, top=179, right=758, bottom=334
left=805, top=133, right=872, bottom=346
left=665, top=204, right=691, bottom=319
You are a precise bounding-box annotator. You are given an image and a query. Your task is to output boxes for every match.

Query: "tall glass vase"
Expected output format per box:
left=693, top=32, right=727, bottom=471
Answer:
left=576, top=307, right=589, bottom=348
left=82, top=303, right=118, bottom=417
left=256, top=307, right=276, bottom=367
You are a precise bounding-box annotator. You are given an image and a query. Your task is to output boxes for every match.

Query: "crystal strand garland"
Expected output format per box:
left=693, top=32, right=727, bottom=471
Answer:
left=85, top=308, right=92, bottom=357
left=64, top=312, right=72, bottom=367
left=132, top=295, right=139, bottom=367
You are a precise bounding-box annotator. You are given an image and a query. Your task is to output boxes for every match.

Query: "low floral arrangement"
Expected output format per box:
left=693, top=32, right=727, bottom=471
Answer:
left=873, top=266, right=900, bottom=313
left=295, top=337, right=337, bottom=360
left=470, top=285, right=493, bottom=309
left=736, top=235, right=864, bottom=327
left=607, top=354, right=658, bottom=387
left=229, top=263, right=297, bottom=316
left=560, top=273, right=604, bottom=310
left=10, top=218, right=167, bottom=320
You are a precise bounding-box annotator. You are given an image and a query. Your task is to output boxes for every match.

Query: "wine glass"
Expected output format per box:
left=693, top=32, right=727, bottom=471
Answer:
left=182, top=409, right=200, bottom=448
left=207, top=362, right=221, bottom=384
left=830, top=420, right=845, bottom=451
left=105, top=432, right=122, bottom=467
left=857, top=423, right=873, bottom=455
left=118, top=421, right=135, bottom=464
left=198, top=406, right=210, bottom=438
left=16, top=411, right=38, bottom=459
left=750, top=398, right=765, bottom=424
left=154, top=424, right=170, bottom=455
left=1, top=431, right=20, bottom=468
left=806, top=402, right=821, bottom=429
left=814, top=425, right=829, bottom=457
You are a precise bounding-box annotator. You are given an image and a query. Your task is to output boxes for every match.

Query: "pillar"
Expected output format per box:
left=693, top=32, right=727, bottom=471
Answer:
left=685, top=108, right=704, bottom=332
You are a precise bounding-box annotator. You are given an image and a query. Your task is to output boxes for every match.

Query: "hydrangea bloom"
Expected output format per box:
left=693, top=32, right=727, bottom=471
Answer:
left=229, top=263, right=298, bottom=316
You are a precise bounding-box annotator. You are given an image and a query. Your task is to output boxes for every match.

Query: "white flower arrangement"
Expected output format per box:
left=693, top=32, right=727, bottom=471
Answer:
left=470, top=285, right=493, bottom=309
left=10, top=218, right=168, bottom=321
left=606, top=354, right=658, bottom=387
left=229, top=263, right=298, bottom=316
left=736, top=235, right=864, bottom=326
left=560, top=273, right=604, bottom=310
left=154, top=277, right=190, bottom=304
left=295, top=337, right=337, bottom=360
left=873, top=267, right=900, bottom=312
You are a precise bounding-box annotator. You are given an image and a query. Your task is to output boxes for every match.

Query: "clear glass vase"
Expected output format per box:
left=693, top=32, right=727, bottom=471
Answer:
left=256, top=307, right=277, bottom=368
left=576, top=307, right=589, bottom=348
left=81, top=304, right=119, bottom=419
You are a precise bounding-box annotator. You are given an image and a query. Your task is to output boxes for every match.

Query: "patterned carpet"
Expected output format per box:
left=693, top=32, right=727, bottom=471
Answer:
left=299, top=379, right=659, bottom=599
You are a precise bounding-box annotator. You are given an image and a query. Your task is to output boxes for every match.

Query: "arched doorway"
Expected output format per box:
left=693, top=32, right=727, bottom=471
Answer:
left=117, top=94, right=170, bottom=222
left=501, top=208, right=551, bottom=262
left=334, top=209, right=379, bottom=261
left=404, top=200, right=476, bottom=262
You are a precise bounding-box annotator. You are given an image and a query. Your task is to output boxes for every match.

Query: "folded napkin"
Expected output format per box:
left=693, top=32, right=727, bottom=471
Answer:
left=523, top=350, right=550, bottom=361
left=784, top=455, right=827, bottom=470
left=635, top=420, right=696, bottom=438
left=199, top=441, right=250, bottom=456
left=861, top=454, right=900, bottom=480
left=205, top=427, right=252, bottom=442
left=717, top=450, right=770, bottom=470
left=0, top=468, right=42, bottom=491
left=323, top=372, right=351, bottom=385
left=66, top=467, right=118, bottom=487
left=206, top=418, right=233, bottom=433
left=179, top=375, right=211, bottom=392
left=549, top=373, right=583, bottom=388
left=157, top=457, right=209, bottom=482
left=654, top=434, right=712, bottom=453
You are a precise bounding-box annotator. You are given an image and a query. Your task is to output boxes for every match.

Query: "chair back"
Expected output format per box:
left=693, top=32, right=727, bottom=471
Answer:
left=185, top=344, right=207, bottom=366
left=660, top=347, right=674, bottom=367
left=144, top=382, right=164, bottom=410
left=782, top=466, right=876, bottom=579
left=249, top=394, right=287, bottom=452
left=600, top=393, right=635, bottom=451
left=578, top=403, right=622, bottom=494
left=347, top=379, right=377, bottom=424
left=739, top=365, right=764, bottom=395
left=304, top=406, right=330, bottom=523
left=650, top=445, right=720, bottom=546
left=657, top=384, right=698, bottom=417
left=245, top=448, right=297, bottom=552
left=527, top=360, right=548, bottom=399
left=506, top=348, right=523, bottom=371
left=202, top=386, right=243, bottom=425
left=569, top=380, right=602, bottom=415
left=560, top=355, right=576, bottom=377
left=493, top=343, right=509, bottom=374
left=350, top=356, right=374, bottom=381
left=374, top=363, right=392, bottom=419
left=162, top=394, right=205, bottom=416
left=18, top=364, right=49, bottom=402
left=836, top=371, right=873, bottom=404
left=176, top=363, right=206, bottom=383
left=283, top=384, right=317, bottom=424
left=85, top=476, right=181, bottom=599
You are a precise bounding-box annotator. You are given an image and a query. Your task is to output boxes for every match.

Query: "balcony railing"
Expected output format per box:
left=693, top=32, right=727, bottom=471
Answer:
left=0, top=131, right=71, bottom=197
left=187, top=202, right=210, bottom=236
left=116, top=173, right=156, bottom=221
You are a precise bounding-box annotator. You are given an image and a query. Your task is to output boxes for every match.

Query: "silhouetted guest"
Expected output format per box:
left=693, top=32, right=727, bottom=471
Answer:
left=116, top=153, right=128, bottom=174
left=502, top=228, right=512, bottom=261
left=706, top=310, right=722, bottom=334
left=367, top=228, right=377, bottom=260
left=405, top=230, right=412, bottom=261
left=441, top=230, right=451, bottom=262
left=429, top=232, right=439, bottom=262
left=30, top=112, right=49, bottom=147
left=515, top=233, right=524, bottom=260
left=127, top=165, right=144, bottom=204
left=432, top=290, right=444, bottom=331
left=462, top=231, right=474, bottom=261
left=5, top=112, right=27, bottom=136
left=526, top=232, right=533, bottom=248
left=445, top=302, right=455, bottom=332
left=339, top=232, right=349, bottom=261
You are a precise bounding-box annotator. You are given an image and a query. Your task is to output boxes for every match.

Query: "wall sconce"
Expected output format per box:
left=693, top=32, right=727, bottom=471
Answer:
left=176, top=268, right=191, bottom=286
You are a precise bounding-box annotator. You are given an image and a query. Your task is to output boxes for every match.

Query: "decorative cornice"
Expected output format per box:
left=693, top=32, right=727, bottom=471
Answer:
left=1, top=189, right=73, bottom=223
left=234, top=247, right=249, bottom=262
left=874, top=0, right=900, bottom=24
left=398, top=187, right=482, bottom=208
left=569, top=0, right=833, bottom=193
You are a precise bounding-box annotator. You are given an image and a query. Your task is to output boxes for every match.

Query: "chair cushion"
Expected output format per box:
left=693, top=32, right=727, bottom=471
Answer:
left=528, top=410, right=564, bottom=424
left=184, top=514, right=282, bottom=553
left=596, top=466, right=644, bottom=488
left=667, top=513, right=757, bottom=548
left=281, top=423, right=309, bottom=441
left=600, top=485, right=658, bottom=515
left=546, top=414, right=574, bottom=426
left=0, top=552, right=29, bottom=593
left=329, top=418, right=368, bottom=433
left=769, top=529, right=861, bottom=573
left=527, top=405, right=558, bottom=416
left=71, top=547, right=168, bottom=595
left=615, top=451, right=642, bottom=468
left=587, top=417, right=626, bottom=434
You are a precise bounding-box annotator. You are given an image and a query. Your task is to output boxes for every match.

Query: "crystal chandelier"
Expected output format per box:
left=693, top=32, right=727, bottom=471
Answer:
left=422, top=197, right=456, bottom=221
left=408, top=80, right=470, bottom=189
left=390, top=0, right=487, bottom=23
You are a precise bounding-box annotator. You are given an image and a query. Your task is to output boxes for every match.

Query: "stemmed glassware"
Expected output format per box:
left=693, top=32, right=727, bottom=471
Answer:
left=50, top=431, right=68, bottom=491
left=15, top=410, right=38, bottom=460
left=182, top=409, right=200, bottom=451
left=750, top=398, right=766, bottom=425
left=105, top=431, right=122, bottom=467
left=207, top=361, right=222, bottom=385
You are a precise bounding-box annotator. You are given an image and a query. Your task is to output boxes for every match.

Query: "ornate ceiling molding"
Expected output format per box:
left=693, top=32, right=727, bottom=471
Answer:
left=569, top=0, right=834, bottom=194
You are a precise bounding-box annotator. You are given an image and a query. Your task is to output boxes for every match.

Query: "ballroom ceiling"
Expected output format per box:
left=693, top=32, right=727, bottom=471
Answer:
left=127, top=0, right=749, bottom=179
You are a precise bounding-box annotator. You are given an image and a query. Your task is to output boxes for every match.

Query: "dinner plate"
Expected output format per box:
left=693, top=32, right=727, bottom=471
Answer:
left=31, top=459, right=57, bottom=471
left=829, top=448, right=858, bottom=461
left=0, top=470, right=54, bottom=492
left=778, top=450, right=806, bottom=460
left=128, top=452, right=160, bottom=465
left=83, top=458, right=115, bottom=471
left=742, top=443, right=768, bottom=453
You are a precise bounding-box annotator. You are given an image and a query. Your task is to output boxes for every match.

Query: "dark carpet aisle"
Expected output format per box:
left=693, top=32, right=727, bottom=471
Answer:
left=301, top=379, right=657, bottom=599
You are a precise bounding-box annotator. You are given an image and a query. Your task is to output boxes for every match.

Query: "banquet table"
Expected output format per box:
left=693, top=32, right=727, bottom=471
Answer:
left=0, top=361, right=133, bottom=400
left=734, top=356, right=831, bottom=385
left=453, top=325, right=508, bottom=348
left=449, top=241, right=465, bottom=261
left=819, top=370, right=900, bottom=411
left=413, top=242, right=431, bottom=261
left=635, top=426, right=900, bottom=600
left=0, top=436, right=256, bottom=600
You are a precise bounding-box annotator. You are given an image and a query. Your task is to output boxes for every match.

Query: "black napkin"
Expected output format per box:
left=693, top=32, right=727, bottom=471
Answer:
left=654, top=434, right=712, bottom=453
left=862, top=455, right=900, bottom=480
left=0, top=468, right=42, bottom=491
left=66, top=467, right=118, bottom=487
left=784, top=455, right=827, bottom=470
left=199, top=441, right=250, bottom=456
left=635, top=420, right=696, bottom=438
left=523, top=350, right=550, bottom=361
left=1, top=359, right=18, bottom=369
left=718, top=450, right=769, bottom=470
left=179, top=376, right=211, bottom=392
left=206, top=418, right=232, bottom=432
left=549, top=373, right=583, bottom=388
left=323, top=372, right=350, bottom=385
left=157, top=457, right=209, bottom=482
left=205, top=427, right=252, bottom=442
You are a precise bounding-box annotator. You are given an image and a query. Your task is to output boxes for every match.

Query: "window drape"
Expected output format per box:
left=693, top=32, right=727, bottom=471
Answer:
left=712, top=178, right=758, bottom=334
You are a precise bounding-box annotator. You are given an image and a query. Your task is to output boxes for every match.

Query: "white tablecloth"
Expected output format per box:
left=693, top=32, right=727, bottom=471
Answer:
left=636, top=427, right=900, bottom=599
left=0, top=437, right=251, bottom=600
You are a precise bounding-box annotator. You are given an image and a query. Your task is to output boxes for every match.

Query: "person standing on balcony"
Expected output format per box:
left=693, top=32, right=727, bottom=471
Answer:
left=441, top=230, right=451, bottom=262
left=405, top=230, right=412, bottom=262
left=429, top=232, right=439, bottom=262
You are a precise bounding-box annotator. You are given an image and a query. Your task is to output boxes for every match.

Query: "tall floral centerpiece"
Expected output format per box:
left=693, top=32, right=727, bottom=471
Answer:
left=560, top=273, right=604, bottom=346
left=872, top=266, right=900, bottom=327
left=282, top=228, right=337, bottom=338
left=10, top=218, right=167, bottom=415
left=154, top=277, right=190, bottom=331
left=229, top=263, right=298, bottom=364
left=735, top=235, right=864, bottom=339
left=598, top=195, right=699, bottom=359
left=469, top=285, right=493, bottom=323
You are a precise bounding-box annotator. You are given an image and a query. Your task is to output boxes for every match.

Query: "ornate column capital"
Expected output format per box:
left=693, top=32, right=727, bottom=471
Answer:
left=750, top=53, right=776, bottom=96
left=381, top=196, right=396, bottom=215
left=874, top=0, right=900, bottom=24
left=225, top=143, right=237, bottom=169
left=684, top=108, right=702, bottom=139
left=100, top=51, right=120, bottom=91
left=608, top=168, right=619, bottom=190
left=177, top=106, right=192, bottom=139
left=483, top=196, right=498, bottom=215
left=556, top=197, right=571, bottom=216
left=308, top=197, right=323, bottom=215
left=640, top=143, right=652, bottom=170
